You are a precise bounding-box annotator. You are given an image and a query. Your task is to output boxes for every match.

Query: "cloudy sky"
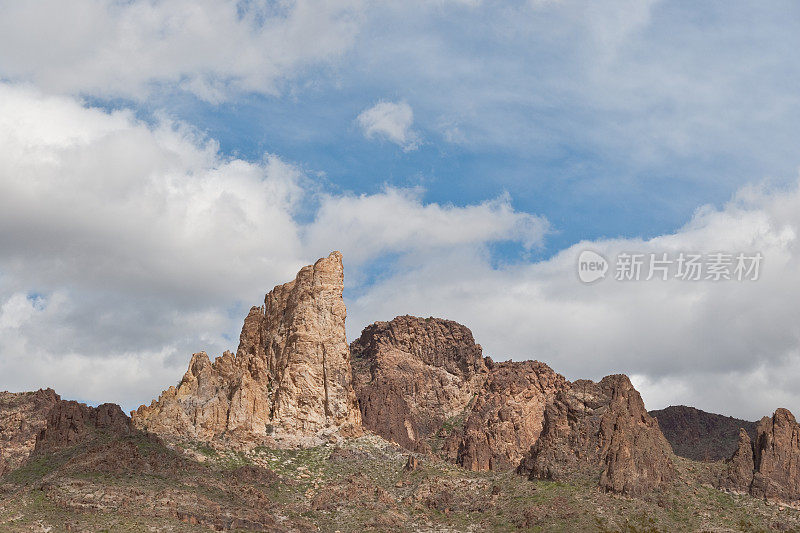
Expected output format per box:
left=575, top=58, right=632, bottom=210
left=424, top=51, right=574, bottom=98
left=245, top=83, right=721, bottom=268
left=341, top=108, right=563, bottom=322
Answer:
left=1, top=0, right=799, bottom=420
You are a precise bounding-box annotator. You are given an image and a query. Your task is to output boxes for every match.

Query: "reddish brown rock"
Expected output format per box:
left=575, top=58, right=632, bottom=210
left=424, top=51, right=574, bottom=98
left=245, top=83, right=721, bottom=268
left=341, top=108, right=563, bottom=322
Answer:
left=132, top=252, right=362, bottom=447
left=0, top=389, right=60, bottom=476
left=723, top=408, right=800, bottom=503
left=720, top=428, right=755, bottom=493
left=350, top=316, right=488, bottom=453
left=35, top=400, right=132, bottom=453
left=448, top=360, right=567, bottom=471
left=518, top=374, right=675, bottom=495
left=751, top=409, right=800, bottom=502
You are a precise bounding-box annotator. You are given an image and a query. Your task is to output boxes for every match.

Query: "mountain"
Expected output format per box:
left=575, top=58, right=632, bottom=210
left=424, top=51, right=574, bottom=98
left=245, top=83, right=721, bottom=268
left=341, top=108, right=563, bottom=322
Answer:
left=649, top=405, right=757, bottom=462
left=2, top=253, right=800, bottom=531
left=131, top=251, right=361, bottom=447
left=350, top=315, right=489, bottom=453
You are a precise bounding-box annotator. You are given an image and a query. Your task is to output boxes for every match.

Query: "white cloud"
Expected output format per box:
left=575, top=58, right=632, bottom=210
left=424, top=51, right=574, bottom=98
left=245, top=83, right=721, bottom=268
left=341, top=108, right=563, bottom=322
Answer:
left=346, top=180, right=800, bottom=421
left=305, top=188, right=547, bottom=266
left=0, top=82, right=312, bottom=409
left=0, top=0, right=365, bottom=101
left=0, top=83, right=540, bottom=410
left=2, top=81, right=799, bottom=422
left=356, top=100, right=420, bottom=151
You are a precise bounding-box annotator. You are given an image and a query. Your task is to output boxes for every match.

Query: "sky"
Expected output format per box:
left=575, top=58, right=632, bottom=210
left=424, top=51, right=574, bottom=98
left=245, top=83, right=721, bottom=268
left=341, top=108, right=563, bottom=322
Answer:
left=0, top=0, right=799, bottom=420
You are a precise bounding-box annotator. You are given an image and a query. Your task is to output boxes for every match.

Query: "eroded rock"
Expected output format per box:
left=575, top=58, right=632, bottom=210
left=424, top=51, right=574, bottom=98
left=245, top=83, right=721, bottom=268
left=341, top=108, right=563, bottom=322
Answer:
left=0, top=389, right=60, bottom=476
left=720, top=428, right=755, bottom=493
left=350, top=315, right=488, bottom=452
left=518, top=374, right=675, bottom=495
left=132, top=252, right=362, bottom=447
left=448, top=360, right=567, bottom=471
left=35, top=400, right=131, bottom=453
left=723, top=408, right=800, bottom=503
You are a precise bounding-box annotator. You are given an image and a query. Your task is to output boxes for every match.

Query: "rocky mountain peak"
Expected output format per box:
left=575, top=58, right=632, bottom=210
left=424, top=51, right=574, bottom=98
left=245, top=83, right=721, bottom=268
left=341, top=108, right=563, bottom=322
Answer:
left=519, top=374, right=675, bottom=495
left=448, top=359, right=567, bottom=472
left=351, top=315, right=489, bottom=452
left=351, top=315, right=487, bottom=380
left=720, top=408, right=800, bottom=503
left=132, top=251, right=362, bottom=447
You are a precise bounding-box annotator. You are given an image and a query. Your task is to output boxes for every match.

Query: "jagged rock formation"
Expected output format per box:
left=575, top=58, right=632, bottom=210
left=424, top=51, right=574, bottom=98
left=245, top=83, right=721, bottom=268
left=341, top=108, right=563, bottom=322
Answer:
left=650, top=405, right=757, bottom=461
left=721, top=408, right=800, bottom=503
left=518, top=375, right=675, bottom=495
left=132, top=252, right=362, bottom=447
left=35, top=400, right=132, bottom=453
left=720, top=429, right=755, bottom=493
left=447, top=360, right=567, bottom=471
left=0, top=389, right=60, bottom=476
left=350, top=316, right=488, bottom=453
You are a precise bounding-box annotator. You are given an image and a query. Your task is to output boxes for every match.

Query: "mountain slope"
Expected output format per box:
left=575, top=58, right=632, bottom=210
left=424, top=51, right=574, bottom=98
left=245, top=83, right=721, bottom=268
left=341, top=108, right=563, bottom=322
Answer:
left=649, top=405, right=757, bottom=462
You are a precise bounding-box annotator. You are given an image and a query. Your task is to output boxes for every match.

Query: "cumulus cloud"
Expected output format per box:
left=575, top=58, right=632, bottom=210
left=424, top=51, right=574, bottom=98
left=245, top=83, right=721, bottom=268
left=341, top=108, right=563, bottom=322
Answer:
left=306, top=188, right=547, bottom=265
left=346, top=180, right=800, bottom=420
left=356, top=100, right=420, bottom=151
left=2, top=81, right=799, bottom=422
left=0, top=83, right=541, bottom=410
left=0, top=0, right=365, bottom=101
left=0, top=82, right=311, bottom=408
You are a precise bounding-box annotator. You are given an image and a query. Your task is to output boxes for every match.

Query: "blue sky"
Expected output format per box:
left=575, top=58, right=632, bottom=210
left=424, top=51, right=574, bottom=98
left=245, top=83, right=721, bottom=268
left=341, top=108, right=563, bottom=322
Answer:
left=1, top=0, right=800, bottom=419
left=115, top=0, right=800, bottom=258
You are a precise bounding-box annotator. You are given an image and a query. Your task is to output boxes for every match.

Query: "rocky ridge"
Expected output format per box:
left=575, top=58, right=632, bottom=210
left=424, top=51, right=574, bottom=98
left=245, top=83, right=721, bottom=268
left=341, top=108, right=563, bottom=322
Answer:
left=650, top=405, right=757, bottom=461
left=0, top=389, right=59, bottom=476
left=518, top=375, right=675, bottom=495
left=35, top=400, right=132, bottom=454
left=721, top=408, right=800, bottom=504
left=350, top=315, right=674, bottom=495
left=350, top=315, right=488, bottom=453
left=447, top=360, right=567, bottom=471
left=132, top=252, right=362, bottom=447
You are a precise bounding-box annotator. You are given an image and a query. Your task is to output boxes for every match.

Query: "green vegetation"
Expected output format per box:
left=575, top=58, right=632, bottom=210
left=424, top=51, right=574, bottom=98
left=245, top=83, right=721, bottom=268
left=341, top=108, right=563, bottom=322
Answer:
left=2, top=434, right=800, bottom=532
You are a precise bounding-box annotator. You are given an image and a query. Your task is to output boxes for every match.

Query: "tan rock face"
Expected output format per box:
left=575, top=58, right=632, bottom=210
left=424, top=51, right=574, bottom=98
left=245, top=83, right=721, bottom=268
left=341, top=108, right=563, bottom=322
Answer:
left=518, top=375, right=675, bottom=495
left=132, top=252, right=362, bottom=446
left=35, top=400, right=132, bottom=454
left=0, top=389, right=60, bottom=476
left=448, top=360, right=567, bottom=472
left=351, top=316, right=488, bottom=452
left=722, top=408, right=800, bottom=503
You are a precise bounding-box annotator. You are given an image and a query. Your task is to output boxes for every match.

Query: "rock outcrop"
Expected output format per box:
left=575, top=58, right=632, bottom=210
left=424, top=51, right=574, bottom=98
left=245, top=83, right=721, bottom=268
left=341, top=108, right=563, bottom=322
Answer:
left=720, top=429, right=755, bottom=493
left=132, top=252, right=362, bottom=447
left=35, top=400, right=132, bottom=453
left=0, top=389, right=60, bottom=476
left=448, top=360, right=567, bottom=471
left=351, top=316, right=488, bottom=453
left=650, top=405, right=757, bottom=461
left=518, top=375, right=675, bottom=495
left=722, top=408, right=800, bottom=503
